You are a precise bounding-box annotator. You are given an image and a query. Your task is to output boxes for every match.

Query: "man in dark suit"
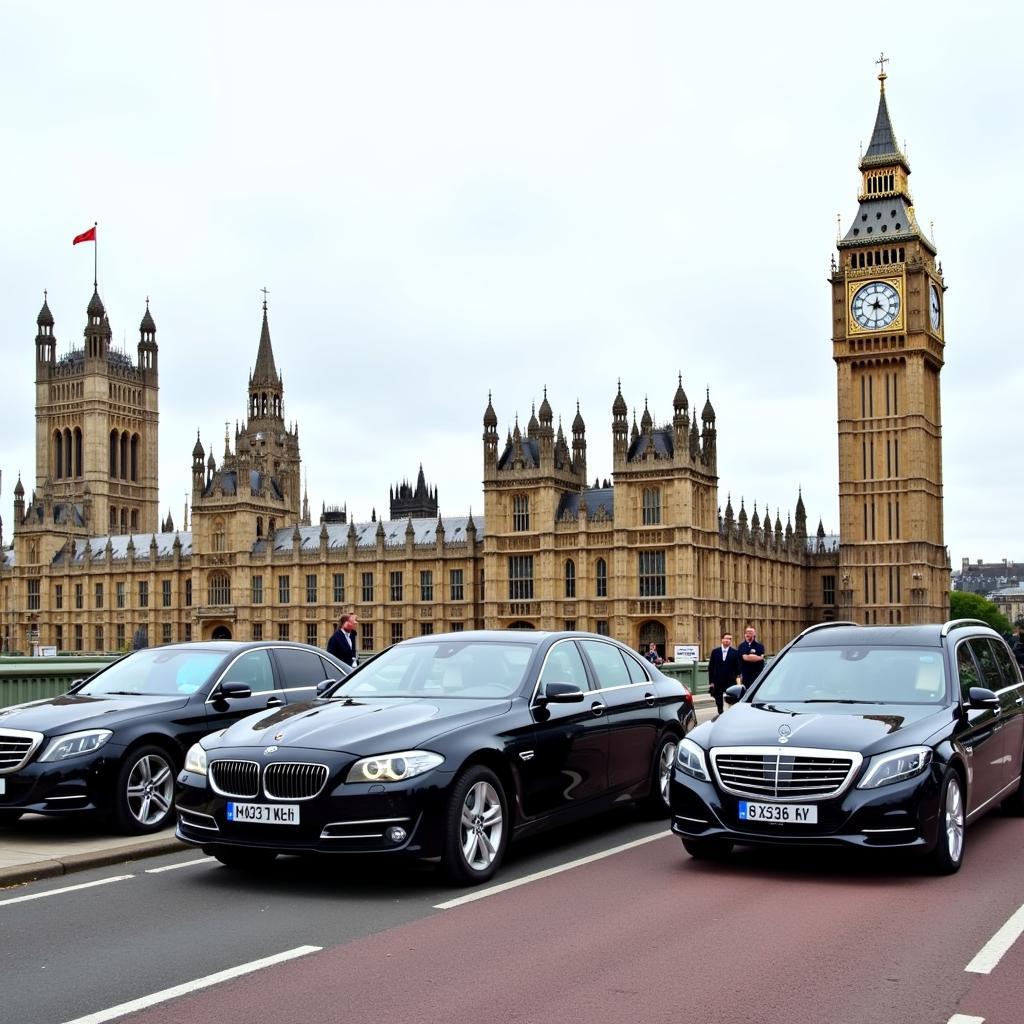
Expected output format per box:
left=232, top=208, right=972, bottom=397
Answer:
left=327, top=612, right=359, bottom=668
left=707, top=631, right=741, bottom=716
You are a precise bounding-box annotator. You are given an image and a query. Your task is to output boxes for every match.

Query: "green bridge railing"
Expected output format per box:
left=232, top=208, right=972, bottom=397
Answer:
left=0, top=656, right=117, bottom=709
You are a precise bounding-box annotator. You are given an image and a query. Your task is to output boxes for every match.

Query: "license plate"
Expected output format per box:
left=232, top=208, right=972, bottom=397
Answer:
left=738, top=800, right=817, bottom=824
left=226, top=802, right=300, bottom=825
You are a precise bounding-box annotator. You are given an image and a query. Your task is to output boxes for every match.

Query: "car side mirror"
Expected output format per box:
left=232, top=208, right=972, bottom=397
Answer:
left=317, top=678, right=342, bottom=696
left=67, top=677, right=86, bottom=694
left=968, top=686, right=1000, bottom=711
left=537, top=682, right=585, bottom=705
left=724, top=683, right=746, bottom=706
left=217, top=681, right=252, bottom=701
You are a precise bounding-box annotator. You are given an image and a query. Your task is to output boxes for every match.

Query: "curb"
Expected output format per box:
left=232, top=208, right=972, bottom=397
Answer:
left=0, top=834, right=186, bottom=888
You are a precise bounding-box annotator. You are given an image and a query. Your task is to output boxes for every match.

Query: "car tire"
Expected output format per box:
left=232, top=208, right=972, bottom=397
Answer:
left=925, top=769, right=965, bottom=875
left=640, top=732, right=679, bottom=817
left=0, top=810, right=23, bottom=826
left=112, top=745, right=177, bottom=835
left=213, top=848, right=278, bottom=870
left=681, top=837, right=734, bottom=861
left=441, top=764, right=509, bottom=886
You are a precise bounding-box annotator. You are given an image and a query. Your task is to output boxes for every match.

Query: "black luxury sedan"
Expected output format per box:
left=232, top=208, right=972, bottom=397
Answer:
left=176, top=630, right=696, bottom=884
left=670, top=619, right=1024, bottom=874
left=0, top=642, right=351, bottom=834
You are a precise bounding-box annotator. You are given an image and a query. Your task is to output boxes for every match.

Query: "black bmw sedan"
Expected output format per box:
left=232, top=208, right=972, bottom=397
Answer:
left=670, top=619, right=1024, bottom=874
left=0, top=642, right=350, bottom=834
left=176, top=630, right=696, bottom=884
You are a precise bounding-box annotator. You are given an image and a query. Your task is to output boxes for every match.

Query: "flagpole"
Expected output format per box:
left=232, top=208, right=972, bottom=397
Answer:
left=93, top=221, right=98, bottom=289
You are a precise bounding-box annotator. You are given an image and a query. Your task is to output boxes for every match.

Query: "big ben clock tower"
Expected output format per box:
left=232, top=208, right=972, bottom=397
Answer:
left=832, top=56, right=950, bottom=625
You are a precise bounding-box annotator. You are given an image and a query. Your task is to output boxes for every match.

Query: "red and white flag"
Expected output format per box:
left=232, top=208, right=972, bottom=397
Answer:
left=72, top=225, right=97, bottom=245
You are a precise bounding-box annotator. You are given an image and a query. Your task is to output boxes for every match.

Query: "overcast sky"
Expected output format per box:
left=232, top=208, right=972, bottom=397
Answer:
left=2, top=1, right=1021, bottom=569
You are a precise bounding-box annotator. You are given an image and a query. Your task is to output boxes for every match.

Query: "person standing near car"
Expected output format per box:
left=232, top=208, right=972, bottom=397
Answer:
left=327, top=612, right=359, bottom=667
left=737, top=625, right=766, bottom=688
left=707, top=631, right=742, bottom=717
left=644, top=642, right=664, bottom=666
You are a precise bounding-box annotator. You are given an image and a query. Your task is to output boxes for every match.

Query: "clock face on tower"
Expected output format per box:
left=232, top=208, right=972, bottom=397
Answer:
left=851, top=281, right=901, bottom=330
left=929, top=283, right=941, bottom=330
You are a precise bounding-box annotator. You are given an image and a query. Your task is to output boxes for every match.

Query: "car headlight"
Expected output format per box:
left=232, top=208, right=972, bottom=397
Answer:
left=345, top=750, right=444, bottom=784
left=675, top=737, right=710, bottom=782
left=38, top=729, right=113, bottom=762
left=184, top=743, right=208, bottom=776
left=857, top=746, right=932, bottom=789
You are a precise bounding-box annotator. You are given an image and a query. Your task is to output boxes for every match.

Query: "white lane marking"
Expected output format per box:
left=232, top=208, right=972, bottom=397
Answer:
left=59, top=945, right=323, bottom=1024
left=965, top=900, right=1024, bottom=974
left=434, top=830, right=670, bottom=910
left=948, top=1016, right=985, bottom=1023
left=0, top=875, right=133, bottom=907
left=144, top=857, right=211, bottom=874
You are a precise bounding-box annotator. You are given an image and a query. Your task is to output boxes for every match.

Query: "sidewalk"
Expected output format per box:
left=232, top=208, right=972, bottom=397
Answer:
left=0, top=692, right=716, bottom=889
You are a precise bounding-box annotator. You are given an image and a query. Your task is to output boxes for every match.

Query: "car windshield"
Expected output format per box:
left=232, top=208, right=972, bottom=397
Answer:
left=752, top=646, right=947, bottom=705
left=333, top=640, right=533, bottom=699
left=78, top=649, right=225, bottom=697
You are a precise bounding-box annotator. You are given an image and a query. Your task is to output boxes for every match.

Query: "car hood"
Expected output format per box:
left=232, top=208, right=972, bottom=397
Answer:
left=209, top=696, right=512, bottom=755
left=0, top=693, right=191, bottom=735
left=696, top=701, right=950, bottom=755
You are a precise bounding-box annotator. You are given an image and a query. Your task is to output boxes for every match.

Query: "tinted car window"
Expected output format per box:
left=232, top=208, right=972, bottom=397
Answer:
left=991, top=640, right=1022, bottom=687
left=956, top=643, right=980, bottom=702
left=220, top=649, right=276, bottom=693
left=275, top=647, right=329, bottom=689
left=623, top=651, right=650, bottom=684
left=968, top=639, right=1003, bottom=691
left=79, top=648, right=223, bottom=697
left=580, top=640, right=631, bottom=689
left=539, top=641, right=591, bottom=692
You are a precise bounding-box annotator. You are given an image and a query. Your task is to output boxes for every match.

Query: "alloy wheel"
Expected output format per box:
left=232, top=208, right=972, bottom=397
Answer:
left=658, top=739, right=679, bottom=805
left=126, top=753, right=174, bottom=828
left=944, top=775, right=964, bottom=864
left=460, top=779, right=504, bottom=871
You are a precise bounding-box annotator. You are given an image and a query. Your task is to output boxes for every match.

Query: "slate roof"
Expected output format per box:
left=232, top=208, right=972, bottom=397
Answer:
left=66, top=532, right=193, bottom=564
left=203, top=469, right=283, bottom=500
left=840, top=196, right=922, bottom=246
left=24, top=502, right=85, bottom=528
left=556, top=488, right=614, bottom=520
left=261, top=515, right=483, bottom=554
left=497, top=438, right=540, bottom=470
left=627, top=428, right=674, bottom=462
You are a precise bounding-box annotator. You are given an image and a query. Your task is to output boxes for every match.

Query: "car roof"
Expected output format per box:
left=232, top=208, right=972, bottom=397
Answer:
left=398, top=629, right=623, bottom=647
left=136, top=640, right=332, bottom=655
left=796, top=621, right=1002, bottom=649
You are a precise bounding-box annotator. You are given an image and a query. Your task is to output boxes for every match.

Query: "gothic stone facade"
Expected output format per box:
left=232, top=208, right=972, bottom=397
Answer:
left=0, top=73, right=948, bottom=658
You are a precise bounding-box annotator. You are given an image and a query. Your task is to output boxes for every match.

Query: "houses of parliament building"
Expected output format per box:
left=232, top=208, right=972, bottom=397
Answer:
left=0, top=70, right=950, bottom=660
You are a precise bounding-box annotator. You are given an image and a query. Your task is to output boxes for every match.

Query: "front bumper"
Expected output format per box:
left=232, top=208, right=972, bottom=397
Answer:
left=669, top=763, right=944, bottom=853
left=175, top=761, right=457, bottom=860
left=0, top=748, right=125, bottom=818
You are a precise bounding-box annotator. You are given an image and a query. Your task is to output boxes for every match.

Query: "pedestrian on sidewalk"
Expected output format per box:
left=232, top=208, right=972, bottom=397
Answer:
left=327, top=612, right=359, bottom=667
left=707, top=631, right=741, bottom=717
left=737, top=625, right=766, bottom=688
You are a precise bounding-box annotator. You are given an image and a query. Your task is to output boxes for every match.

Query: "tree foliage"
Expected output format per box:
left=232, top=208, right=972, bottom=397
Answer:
left=949, top=590, right=1013, bottom=636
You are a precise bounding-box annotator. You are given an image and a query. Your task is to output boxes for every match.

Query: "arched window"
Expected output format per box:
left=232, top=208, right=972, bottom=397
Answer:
left=120, top=432, right=129, bottom=480
left=213, top=517, right=226, bottom=552
left=642, top=487, right=661, bottom=525
left=639, top=620, right=666, bottom=659
left=564, top=559, right=576, bottom=598
left=208, top=572, right=231, bottom=605
left=595, top=558, right=608, bottom=598
left=110, top=507, right=117, bottom=531
left=64, top=428, right=72, bottom=478
left=508, top=620, right=535, bottom=630
left=54, top=431, right=64, bottom=479
left=256, top=516, right=263, bottom=538
left=74, top=428, right=83, bottom=477
left=119, top=509, right=128, bottom=533
left=130, top=509, right=138, bottom=531
left=130, top=434, right=139, bottom=482
left=513, top=495, right=530, bottom=532
left=109, top=430, right=118, bottom=477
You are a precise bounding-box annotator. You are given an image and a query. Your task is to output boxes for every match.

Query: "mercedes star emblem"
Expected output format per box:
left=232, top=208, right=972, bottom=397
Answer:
left=264, top=745, right=278, bottom=755
left=778, top=724, right=792, bottom=745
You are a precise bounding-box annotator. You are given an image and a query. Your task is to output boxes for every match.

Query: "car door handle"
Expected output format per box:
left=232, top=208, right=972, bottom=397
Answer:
left=265, top=697, right=284, bottom=707
left=590, top=701, right=606, bottom=717
left=644, top=691, right=656, bottom=707
left=1016, top=697, right=1024, bottom=706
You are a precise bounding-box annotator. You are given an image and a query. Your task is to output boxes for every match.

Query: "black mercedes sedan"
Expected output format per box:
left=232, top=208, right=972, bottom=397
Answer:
left=0, top=642, right=350, bottom=834
left=670, top=619, right=1024, bottom=874
left=176, top=630, right=696, bottom=884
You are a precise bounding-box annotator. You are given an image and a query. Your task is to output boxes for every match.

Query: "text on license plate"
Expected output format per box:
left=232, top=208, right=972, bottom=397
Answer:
left=738, top=801, right=817, bottom=823
left=227, top=802, right=300, bottom=825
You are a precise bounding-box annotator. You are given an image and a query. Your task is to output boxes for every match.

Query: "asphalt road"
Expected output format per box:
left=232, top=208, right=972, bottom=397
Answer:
left=5, top=805, right=1024, bottom=1024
